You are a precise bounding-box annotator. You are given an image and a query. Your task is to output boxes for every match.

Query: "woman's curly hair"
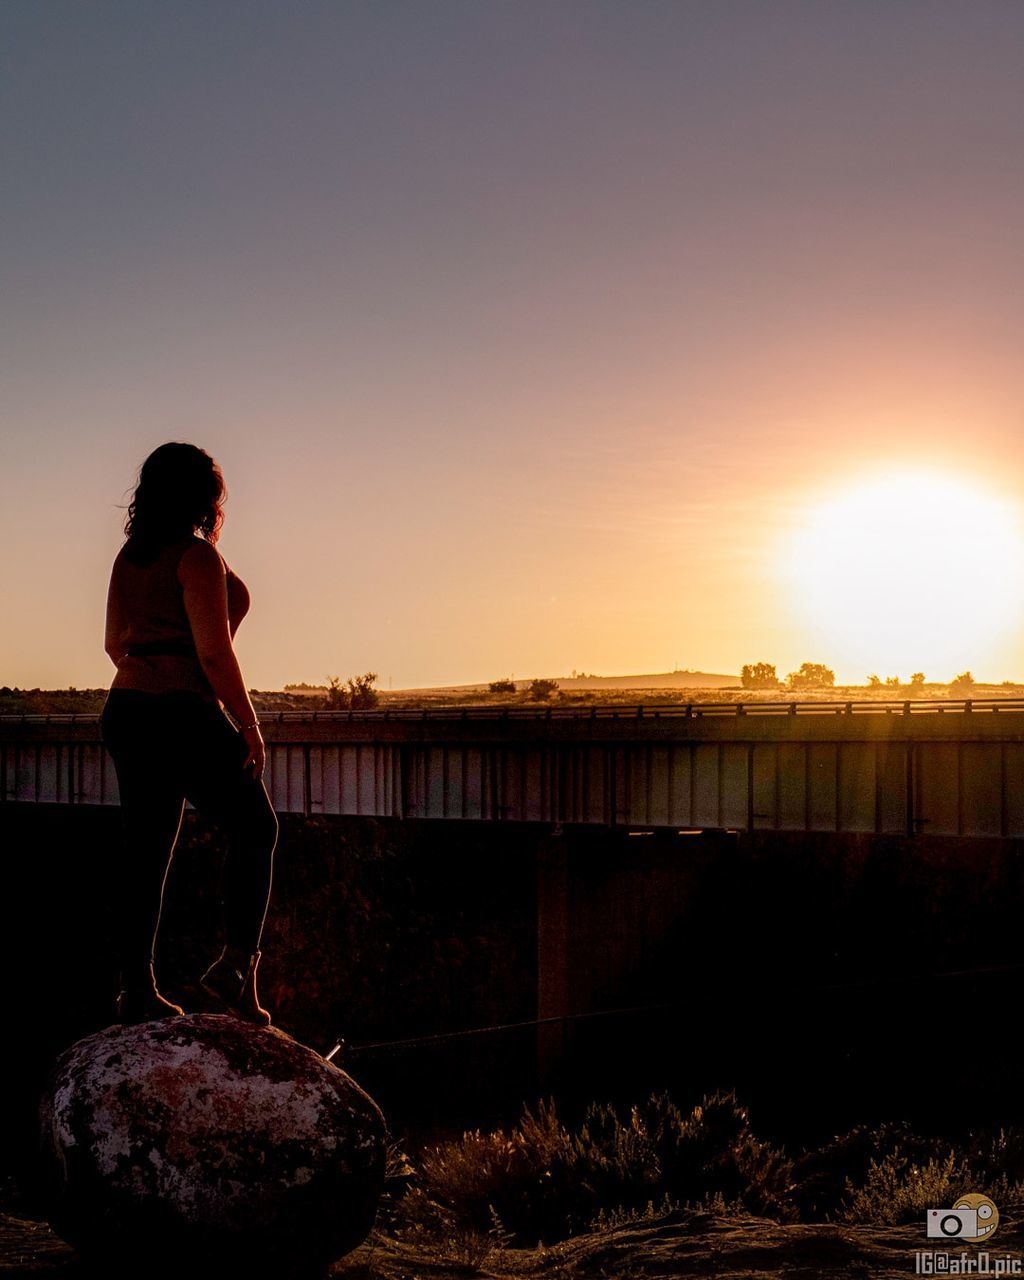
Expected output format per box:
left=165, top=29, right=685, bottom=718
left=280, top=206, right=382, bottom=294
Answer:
left=123, top=442, right=226, bottom=564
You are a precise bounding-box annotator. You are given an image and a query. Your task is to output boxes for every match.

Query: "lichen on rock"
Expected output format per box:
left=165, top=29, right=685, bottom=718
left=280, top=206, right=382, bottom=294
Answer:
left=38, top=1013, right=386, bottom=1277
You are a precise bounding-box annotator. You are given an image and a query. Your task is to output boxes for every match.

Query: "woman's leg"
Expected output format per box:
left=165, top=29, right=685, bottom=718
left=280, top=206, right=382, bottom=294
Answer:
left=115, top=769, right=186, bottom=984
left=219, top=787, right=278, bottom=955
left=178, top=699, right=278, bottom=959
left=100, top=691, right=187, bottom=1008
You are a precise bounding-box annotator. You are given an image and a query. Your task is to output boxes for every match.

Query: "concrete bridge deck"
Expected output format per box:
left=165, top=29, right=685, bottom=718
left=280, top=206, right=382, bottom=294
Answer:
left=5, top=698, right=1024, bottom=838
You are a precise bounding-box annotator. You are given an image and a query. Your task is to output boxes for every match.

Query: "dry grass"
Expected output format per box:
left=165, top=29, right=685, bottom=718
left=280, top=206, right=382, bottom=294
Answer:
left=371, top=683, right=1023, bottom=712
left=3, top=683, right=1023, bottom=720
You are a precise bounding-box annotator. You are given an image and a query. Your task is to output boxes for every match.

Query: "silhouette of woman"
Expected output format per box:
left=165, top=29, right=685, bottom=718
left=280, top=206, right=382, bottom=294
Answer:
left=100, top=443, right=278, bottom=1026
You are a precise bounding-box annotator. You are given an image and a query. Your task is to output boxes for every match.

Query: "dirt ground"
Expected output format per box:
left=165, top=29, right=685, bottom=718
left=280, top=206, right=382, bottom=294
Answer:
left=4, top=1207, right=1023, bottom=1279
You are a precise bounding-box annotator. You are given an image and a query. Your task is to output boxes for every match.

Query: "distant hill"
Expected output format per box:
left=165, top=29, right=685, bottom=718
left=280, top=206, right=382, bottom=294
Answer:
left=393, top=670, right=742, bottom=694
left=556, top=670, right=741, bottom=690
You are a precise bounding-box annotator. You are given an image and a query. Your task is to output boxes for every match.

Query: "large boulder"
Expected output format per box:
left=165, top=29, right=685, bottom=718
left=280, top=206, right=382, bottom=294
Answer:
left=38, top=1013, right=387, bottom=1278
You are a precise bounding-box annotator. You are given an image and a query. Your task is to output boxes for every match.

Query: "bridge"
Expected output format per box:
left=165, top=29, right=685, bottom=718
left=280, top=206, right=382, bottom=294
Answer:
left=7, top=699, right=1024, bottom=1109
left=5, top=697, right=1024, bottom=838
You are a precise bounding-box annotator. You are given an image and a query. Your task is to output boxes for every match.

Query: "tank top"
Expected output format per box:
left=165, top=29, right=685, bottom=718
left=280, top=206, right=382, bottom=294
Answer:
left=108, top=534, right=250, bottom=700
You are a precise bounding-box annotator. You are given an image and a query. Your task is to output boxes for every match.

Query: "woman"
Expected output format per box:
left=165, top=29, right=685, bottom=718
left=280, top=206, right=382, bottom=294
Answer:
left=100, top=442, right=279, bottom=1026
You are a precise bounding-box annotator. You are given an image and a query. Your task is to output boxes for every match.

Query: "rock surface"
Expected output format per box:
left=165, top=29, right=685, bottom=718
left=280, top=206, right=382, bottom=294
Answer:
left=37, top=1014, right=386, bottom=1277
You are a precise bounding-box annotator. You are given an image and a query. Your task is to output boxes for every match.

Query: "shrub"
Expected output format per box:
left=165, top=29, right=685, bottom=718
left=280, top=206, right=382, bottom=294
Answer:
left=322, top=672, right=379, bottom=710
left=392, top=1090, right=796, bottom=1247
left=489, top=677, right=517, bottom=693
left=390, top=1113, right=1024, bottom=1246
left=950, top=671, right=975, bottom=691
left=528, top=678, right=559, bottom=700
left=790, top=1122, right=937, bottom=1221
left=642, top=1090, right=794, bottom=1220
left=741, top=663, right=779, bottom=690
left=842, top=1150, right=966, bottom=1225
left=786, top=663, right=835, bottom=689
left=397, top=1098, right=583, bottom=1244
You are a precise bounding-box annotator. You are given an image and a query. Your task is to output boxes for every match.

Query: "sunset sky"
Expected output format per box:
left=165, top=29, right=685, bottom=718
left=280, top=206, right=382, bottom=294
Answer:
left=4, top=1, right=1024, bottom=691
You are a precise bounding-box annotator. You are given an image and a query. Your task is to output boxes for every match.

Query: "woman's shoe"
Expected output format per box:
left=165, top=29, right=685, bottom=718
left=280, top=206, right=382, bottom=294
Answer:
left=200, top=947, right=272, bottom=1026
left=116, top=966, right=185, bottom=1024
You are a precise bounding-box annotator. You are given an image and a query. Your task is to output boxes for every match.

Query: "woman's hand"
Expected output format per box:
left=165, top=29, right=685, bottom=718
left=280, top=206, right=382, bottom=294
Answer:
left=241, top=722, right=266, bottom=779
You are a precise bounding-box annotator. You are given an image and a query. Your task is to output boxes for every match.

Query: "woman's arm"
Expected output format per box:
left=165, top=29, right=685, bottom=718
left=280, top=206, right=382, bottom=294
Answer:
left=104, top=567, right=125, bottom=665
left=178, top=541, right=265, bottom=778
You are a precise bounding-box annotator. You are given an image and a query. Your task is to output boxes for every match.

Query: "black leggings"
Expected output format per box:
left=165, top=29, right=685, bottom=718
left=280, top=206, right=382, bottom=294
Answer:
left=100, top=688, right=278, bottom=981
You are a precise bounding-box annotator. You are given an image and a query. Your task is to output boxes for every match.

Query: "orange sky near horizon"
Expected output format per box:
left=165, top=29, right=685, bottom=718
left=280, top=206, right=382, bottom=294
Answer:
left=4, top=3, right=1024, bottom=692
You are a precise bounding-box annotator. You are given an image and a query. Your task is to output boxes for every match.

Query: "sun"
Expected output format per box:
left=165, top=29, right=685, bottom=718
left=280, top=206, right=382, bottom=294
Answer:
left=783, top=470, right=1024, bottom=681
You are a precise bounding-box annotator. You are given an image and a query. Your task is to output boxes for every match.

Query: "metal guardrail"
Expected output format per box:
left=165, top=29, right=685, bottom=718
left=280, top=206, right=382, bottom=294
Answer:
left=2, top=696, right=1024, bottom=726
left=7, top=698, right=1024, bottom=834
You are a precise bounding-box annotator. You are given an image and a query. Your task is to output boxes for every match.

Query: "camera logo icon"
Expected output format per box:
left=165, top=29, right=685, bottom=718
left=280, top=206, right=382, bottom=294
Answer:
left=926, top=1194, right=999, bottom=1241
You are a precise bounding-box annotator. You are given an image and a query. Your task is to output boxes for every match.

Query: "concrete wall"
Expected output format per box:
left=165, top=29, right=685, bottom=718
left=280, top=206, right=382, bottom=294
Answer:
left=3, top=802, right=1022, bottom=1157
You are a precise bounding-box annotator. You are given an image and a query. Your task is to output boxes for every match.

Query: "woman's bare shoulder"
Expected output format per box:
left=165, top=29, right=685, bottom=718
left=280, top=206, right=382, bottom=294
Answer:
left=177, top=538, right=226, bottom=581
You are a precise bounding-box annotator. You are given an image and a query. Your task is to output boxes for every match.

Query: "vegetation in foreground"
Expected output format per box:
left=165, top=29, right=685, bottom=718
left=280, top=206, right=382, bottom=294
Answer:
left=6, top=1089, right=1024, bottom=1276
left=379, top=1090, right=1024, bottom=1260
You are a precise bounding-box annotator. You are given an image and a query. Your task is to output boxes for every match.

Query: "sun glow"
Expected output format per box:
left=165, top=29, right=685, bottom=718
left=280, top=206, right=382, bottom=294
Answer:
left=783, top=471, right=1024, bottom=681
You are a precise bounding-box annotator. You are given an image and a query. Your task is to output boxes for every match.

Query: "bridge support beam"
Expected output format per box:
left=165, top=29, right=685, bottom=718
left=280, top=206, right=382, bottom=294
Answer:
left=536, top=828, right=569, bottom=1091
